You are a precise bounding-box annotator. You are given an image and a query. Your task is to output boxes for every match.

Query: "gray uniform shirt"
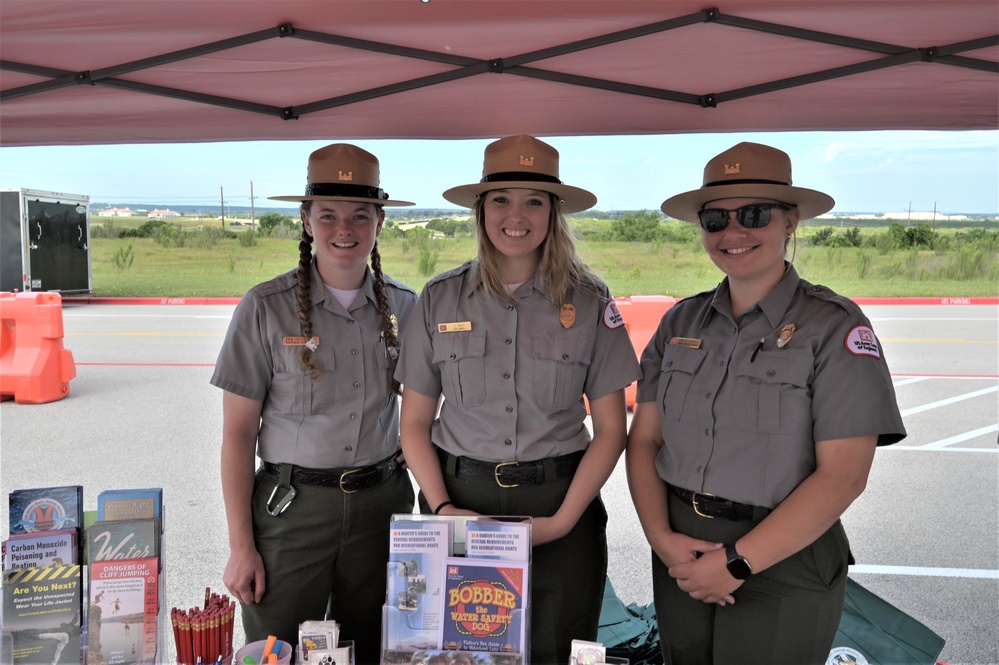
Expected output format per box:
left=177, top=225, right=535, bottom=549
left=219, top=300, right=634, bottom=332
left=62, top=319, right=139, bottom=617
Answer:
left=395, top=261, right=641, bottom=463
left=211, top=261, right=417, bottom=468
left=636, top=266, right=906, bottom=509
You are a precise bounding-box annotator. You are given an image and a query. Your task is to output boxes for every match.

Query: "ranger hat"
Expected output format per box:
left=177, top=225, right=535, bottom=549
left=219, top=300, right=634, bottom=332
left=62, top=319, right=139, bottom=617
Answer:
left=661, top=142, right=834, bottom=222
left=270, top=143, right=414, bottom=206
left=443, top=134, right=597, bottom=214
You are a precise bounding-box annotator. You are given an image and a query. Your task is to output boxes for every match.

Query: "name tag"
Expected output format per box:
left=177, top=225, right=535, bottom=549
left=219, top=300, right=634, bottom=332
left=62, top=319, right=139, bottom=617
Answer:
left=669, top=337, right=702, bottom=349
left=438, top=321, right=472, bottom=333
left=283, top=336, right=319, bottom=346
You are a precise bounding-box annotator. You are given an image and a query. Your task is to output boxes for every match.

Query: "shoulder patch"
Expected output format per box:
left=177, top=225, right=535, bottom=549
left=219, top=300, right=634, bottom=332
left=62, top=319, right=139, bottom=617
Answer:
left=603, top=300, right=625, bottom=329
left=845, top=325, right=881, bottom=358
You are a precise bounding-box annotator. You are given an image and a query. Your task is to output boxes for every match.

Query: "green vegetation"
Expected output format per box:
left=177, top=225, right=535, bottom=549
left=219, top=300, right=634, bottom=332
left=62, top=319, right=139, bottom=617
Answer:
left=85, top=214, right=998, bottom=298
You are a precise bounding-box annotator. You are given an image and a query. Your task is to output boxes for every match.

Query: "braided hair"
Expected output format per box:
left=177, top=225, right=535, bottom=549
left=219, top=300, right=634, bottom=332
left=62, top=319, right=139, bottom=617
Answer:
left=296, top=200, right=399, bottom=389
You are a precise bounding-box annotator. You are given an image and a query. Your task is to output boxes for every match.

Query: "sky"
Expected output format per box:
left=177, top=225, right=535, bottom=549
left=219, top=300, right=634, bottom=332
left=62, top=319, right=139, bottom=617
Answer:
left=1, top=130, right=997, bottom=215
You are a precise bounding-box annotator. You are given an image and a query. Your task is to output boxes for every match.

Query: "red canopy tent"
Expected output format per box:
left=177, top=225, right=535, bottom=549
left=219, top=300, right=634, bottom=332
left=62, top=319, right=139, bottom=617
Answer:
left=1, top=0, right=996, bottom=146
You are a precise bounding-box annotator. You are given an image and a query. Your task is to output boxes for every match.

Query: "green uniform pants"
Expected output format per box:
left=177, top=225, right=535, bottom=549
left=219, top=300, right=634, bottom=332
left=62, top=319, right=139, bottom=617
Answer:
left=244, top=465, right=415, bottom=665
left=652, top=489, right=850, bottom=665
left=426, top=461, right=608, bottom=665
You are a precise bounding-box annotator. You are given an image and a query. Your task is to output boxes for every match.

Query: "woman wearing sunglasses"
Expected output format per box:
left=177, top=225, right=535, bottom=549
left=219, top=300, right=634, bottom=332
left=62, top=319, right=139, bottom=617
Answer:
left=626, top=142, right=906, bottom=664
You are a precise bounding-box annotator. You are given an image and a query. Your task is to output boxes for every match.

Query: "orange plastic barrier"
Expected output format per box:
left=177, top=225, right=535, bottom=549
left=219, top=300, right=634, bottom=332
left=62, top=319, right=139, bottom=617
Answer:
left=614, top=296, right=677, bottom=411
left=0, top=291, right=77, bottom=404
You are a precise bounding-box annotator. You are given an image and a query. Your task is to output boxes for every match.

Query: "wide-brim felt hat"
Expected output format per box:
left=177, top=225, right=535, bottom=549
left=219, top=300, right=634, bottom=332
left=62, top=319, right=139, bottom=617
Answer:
left=443, top=134, right=597, bottom=214
left=269, top=143, right=414, bottom=206
left=661, top=142, right=834, bottom=222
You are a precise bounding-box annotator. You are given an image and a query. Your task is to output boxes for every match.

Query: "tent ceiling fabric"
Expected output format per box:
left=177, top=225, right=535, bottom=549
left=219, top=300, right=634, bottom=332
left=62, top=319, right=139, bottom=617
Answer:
left=1, top=0, right=996, bottom=146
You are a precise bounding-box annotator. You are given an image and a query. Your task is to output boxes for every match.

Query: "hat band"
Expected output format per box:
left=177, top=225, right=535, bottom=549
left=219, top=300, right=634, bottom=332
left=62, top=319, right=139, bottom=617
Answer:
left=305, top=183, right=389, bottom=200
left=703, top=178, right=789, bottom=188
left=480, top=171, right=563, bottom=186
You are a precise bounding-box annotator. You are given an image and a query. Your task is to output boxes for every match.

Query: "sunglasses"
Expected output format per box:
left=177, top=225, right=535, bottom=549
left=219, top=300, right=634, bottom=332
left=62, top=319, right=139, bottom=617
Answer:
left=697, top=203, right=793, bottom=233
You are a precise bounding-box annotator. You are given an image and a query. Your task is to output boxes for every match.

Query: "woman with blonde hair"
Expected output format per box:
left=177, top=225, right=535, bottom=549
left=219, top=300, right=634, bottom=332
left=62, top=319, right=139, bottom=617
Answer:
left=396, top=135, right=640, bottom=664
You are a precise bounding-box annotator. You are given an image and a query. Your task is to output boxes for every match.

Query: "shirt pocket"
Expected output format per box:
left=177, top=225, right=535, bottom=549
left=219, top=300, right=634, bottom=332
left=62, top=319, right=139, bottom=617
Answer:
left=432, top=331, right=487, bottom=407
left=532, top=332, right=595, bottom=411
left=271, top=344, right=336, bottom=416
left=732, top=351, right=812, bottom=434
left=656, top=344, right=706, bottom=422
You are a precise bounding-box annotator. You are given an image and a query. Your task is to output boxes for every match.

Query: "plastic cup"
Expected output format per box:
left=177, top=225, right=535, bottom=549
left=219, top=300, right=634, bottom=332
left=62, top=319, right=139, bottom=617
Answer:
left=233, top=638, right=293, bottom=665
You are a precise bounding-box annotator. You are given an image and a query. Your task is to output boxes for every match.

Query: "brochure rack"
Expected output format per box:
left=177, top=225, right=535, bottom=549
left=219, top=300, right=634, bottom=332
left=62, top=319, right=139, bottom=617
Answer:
left=381, top=514, right=532, bottom=665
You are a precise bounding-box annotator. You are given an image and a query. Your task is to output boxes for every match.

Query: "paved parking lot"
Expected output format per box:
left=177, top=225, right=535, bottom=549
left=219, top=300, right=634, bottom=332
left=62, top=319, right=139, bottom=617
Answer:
left=2, top=302, right=996, bottom=664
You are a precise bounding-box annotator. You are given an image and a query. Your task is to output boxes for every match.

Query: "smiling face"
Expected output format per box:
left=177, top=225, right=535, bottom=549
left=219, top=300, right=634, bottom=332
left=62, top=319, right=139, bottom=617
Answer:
left=480, top=188, right=552, bottom=280
left=700, top=197, right=799, bottom=288
left=302, top=200, right=384, bottom=289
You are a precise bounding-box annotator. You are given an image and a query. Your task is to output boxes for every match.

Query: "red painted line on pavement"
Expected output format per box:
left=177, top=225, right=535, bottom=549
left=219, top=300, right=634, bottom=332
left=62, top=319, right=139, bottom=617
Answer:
left=63, top=297, right=241, bottom=305
left=850, top=297, right=999, bottom=305
left=893, top=372, right=999, bottom=379
left=76, top=362, right=216, bottom=367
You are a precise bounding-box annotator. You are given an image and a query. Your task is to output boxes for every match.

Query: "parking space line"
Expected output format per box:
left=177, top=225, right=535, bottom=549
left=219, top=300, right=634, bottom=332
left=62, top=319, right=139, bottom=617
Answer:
left=900, top=385, right=998, bottom=417
left=850, top=565, right=998, bottom=579
left=893, top=377, right=931, bottom=387
left=917, top=424, right=999, bottom=450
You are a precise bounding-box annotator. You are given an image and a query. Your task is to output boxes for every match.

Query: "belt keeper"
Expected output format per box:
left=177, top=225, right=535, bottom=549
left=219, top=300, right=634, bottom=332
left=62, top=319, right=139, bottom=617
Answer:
left=445, top=451, right=459, bottom=477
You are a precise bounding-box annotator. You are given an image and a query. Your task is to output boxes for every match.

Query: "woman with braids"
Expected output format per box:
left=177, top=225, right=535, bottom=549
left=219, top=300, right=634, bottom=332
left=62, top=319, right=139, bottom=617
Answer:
left=212, top=144, right=417, bottom=663
left=395, top=135, right=640, bottom=664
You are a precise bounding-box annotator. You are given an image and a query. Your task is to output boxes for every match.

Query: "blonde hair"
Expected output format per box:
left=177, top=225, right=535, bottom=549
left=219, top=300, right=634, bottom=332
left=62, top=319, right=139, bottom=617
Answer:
left=296, top=201, right=399, bottom=388
left=473, top=194, right=601, bottom=307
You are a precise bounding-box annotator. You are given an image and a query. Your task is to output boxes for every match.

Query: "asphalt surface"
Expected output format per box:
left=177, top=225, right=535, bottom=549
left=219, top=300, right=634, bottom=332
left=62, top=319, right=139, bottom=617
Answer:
left=1, top=302, right=996, bottom=664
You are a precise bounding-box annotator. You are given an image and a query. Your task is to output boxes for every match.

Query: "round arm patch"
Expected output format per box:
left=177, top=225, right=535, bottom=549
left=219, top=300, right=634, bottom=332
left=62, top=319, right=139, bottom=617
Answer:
left=603, top=301, right=625, bottom=329
left=845, top=325, right=881, bottom=358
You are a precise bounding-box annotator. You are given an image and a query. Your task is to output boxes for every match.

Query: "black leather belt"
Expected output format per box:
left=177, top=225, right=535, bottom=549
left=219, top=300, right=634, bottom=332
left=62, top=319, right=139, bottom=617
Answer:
left=669, top=485, right=757, bottom=520
left=437, top=447, right=583, bottom=487
left=262, top=457, right=397, bottom=493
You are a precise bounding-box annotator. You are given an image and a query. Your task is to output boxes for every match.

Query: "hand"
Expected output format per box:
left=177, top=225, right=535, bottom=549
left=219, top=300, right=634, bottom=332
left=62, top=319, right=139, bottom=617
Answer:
left=669, top=547, right=740, bottom=606
left=650, top=530, right=725, bottom=569
left=394, top=451, right=407, bottom=471
left=436, top=502, right=479, bottom=517
left=223, top=546, right=266, bottom=605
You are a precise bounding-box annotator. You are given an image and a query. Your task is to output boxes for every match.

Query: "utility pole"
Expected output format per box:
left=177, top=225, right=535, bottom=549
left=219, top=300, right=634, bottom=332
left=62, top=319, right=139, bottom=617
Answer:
left=250, top=181, right=256, bottom=229
left=220, top=186, right=225, bottom=227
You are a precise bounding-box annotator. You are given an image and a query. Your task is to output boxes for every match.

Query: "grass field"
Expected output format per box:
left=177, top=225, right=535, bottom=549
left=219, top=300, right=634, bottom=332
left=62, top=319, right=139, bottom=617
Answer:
left=87, top=226, right=998, bottom=298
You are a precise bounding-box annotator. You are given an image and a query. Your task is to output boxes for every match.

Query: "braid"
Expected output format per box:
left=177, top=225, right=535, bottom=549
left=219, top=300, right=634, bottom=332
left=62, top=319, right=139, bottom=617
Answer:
left=370, top=241, right=401, bottom=394
left=297, top=225, right=321, bottom=379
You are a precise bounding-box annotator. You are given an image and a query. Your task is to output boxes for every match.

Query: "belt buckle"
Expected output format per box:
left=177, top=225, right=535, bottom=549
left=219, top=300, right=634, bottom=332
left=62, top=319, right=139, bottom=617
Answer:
left=494, top=461, right=520, bottom=488
left=691, top=491, right=716, bottom=519
left=339, top=467, right=362, bottom=494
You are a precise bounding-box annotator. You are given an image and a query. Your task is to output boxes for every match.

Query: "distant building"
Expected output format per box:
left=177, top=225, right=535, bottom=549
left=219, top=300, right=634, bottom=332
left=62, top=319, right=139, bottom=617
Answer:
left=148, top=209, right=181, bottom=218
left=97, top=207, right=134, bottom=216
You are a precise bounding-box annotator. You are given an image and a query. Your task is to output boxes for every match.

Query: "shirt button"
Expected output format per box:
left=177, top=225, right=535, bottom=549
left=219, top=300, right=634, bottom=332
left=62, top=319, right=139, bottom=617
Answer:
left=504, top=439, right=512, bottom=446
left=695, top=465, right=702, bottom=472
left=704, top=428, right=709, bottom=435
left=719, top=360, right=725, bottom=366
left=705, top=392, right=712, bottom=398
left=345, top=445, right=353, bottom=452
left=350, top=412, right=358, bottom=420
left=450, top=353, right=456, bottom=360
left=353, top=381, right=361, bottom=389
left=351, top=349, right=359, bottom=356
left=507, top=305, right=515, bottom=311
left=562, top=353, right=569, bottom=360
left=767, top=369, right=776, bottom=378
left=503, top=372, right=511, bottom=379
left=505, top=405, right=514, bottom=413
left=505, top=338, right=513, bottom=345
left=347, top=319, right=355, bottom=325
left=666, top=361, right=673, bottom=367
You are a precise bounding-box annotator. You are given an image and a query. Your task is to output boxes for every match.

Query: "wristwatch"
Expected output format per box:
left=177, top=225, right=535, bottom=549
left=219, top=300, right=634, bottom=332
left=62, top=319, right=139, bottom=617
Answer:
left=725, top=543, right=753, bottom=580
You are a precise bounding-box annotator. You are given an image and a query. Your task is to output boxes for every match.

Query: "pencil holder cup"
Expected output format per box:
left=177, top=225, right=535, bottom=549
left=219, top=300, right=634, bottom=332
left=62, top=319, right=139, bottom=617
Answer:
left=234, top=639, right=293, bottom=665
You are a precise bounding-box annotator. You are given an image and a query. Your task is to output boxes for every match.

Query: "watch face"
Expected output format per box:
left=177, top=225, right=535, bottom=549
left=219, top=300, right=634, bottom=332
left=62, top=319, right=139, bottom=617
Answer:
left=727, top=556, right=752, bottom=580
left=726, top=544, right=752, bottom=580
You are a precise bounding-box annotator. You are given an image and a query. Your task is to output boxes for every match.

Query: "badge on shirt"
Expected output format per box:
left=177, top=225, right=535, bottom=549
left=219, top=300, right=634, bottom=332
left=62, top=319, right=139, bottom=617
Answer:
left=603, top=301, right=625, bottom=329
left=669, top=337, right=702, bottom=349
left=284, top=335, right=320, bottom=349
left=776, top=323, right=796, bottom=349
left=560, top=303, right=576, bottom=329
left=438, top=321, right=472, bottom=333
left=845, top=325, right=881, bottom=358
